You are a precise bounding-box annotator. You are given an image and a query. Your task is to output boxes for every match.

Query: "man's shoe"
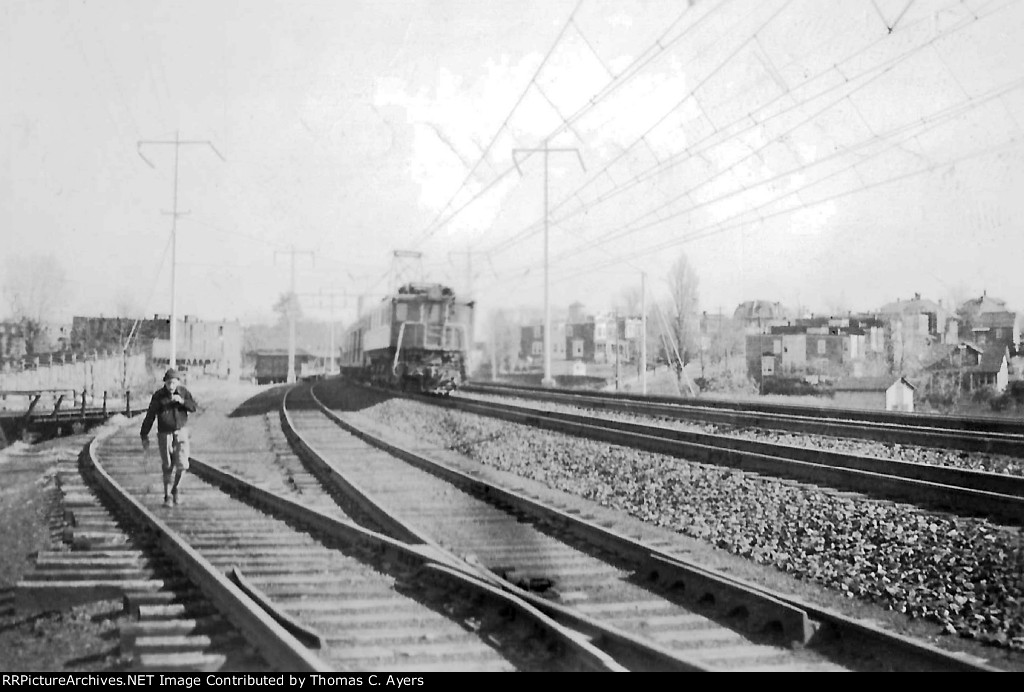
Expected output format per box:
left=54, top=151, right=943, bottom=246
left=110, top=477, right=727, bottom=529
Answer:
left=172, top=490, right=180, bottom=506
left=163, top=495, right=172, bottom=507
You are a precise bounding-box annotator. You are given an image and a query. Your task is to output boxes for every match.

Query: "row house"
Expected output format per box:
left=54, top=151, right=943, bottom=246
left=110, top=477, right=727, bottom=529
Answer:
left=746, top=315, right=884, bottom=380
left=566, top=315, right=643, bottom=364
left=520, top=314, right=644, bottom=366
left=520, top=323, right=567, bottom=362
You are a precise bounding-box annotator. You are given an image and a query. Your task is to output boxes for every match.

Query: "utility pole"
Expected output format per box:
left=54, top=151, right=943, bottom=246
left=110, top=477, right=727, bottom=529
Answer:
left=274, top=247, right=315, bottom=383
left=138, top=132, right=224, bottom=370
left=513, top=141, right=585, bottom=387
left=641, top=272, right=647, bottom=395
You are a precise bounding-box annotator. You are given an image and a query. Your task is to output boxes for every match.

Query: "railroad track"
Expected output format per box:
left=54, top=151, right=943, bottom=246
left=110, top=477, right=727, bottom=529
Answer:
left=22, top=386, right=671, bottom=671
left=20, top=381, right=1003, bottom=671
left=73, top=396, right=635, bottom=672
left=462, top=382, right=1024, bottom=458
left=443, top=385, right=1024, bottom=525
left=297, top=378, right=998, bottom=671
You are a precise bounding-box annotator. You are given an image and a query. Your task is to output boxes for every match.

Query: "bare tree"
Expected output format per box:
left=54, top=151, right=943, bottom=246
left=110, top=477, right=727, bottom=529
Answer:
left=2, top=253, right=68, bottom=354
left=666, top=251, right=700, bottom=367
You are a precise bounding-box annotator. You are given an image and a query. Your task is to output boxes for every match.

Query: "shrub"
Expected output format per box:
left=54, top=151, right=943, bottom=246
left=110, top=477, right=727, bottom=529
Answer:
left=990, top=394, right=1011, bottom=411
left=1007, top=380, right=1024, bottom=404
left=971, top=387, right=995, bottom=404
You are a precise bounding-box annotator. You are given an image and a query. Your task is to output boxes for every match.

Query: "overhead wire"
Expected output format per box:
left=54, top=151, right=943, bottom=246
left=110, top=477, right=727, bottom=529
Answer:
left=407, top=0, right=587, bottom=248
left=478, top=0, right=998, bottom=261
left=549, top=127, right=1024, bottom=287
left=471, top=69, right=1024, bottom=295
left=409, top=0, right=735, bottom=249
left=473, top=0, right=1015, bottom=288
left=553, top=59, right=1022, bottom=261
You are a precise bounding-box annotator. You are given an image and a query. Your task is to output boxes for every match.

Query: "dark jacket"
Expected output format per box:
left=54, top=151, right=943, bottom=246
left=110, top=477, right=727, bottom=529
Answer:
left=140, top=385, right=198, bottom=436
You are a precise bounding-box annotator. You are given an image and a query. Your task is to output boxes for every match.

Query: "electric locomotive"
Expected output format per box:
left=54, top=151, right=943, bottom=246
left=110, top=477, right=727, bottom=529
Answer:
left=339, top=283, right=473, bottom=394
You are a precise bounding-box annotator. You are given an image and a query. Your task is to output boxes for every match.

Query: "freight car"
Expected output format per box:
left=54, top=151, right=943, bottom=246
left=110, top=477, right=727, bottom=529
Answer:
left=339, top=283, right=473, bottom=394
left=246, top=349, right=321, bottom=385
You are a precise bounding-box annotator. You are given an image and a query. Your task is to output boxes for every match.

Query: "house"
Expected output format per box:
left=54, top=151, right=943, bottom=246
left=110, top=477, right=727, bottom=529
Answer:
left=925, top=341, right=1009, bottom=393
left=832, top=376, right=916, bottom=412
left=519, top=322, right=567, bottom=363
left=564, top=314, right=640, bottom=365
left=959, top=297, right=1020, bottom=352
left=746, top=316, right=878, bottom=381
left=738, top=300, right=790, bottom=379
left=876, top=293, right=958, bottom=345
left=734, top=300, right=790, bottom=334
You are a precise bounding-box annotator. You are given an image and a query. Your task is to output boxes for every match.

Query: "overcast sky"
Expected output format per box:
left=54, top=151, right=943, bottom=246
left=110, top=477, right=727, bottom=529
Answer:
left=3, top=0, right=1023, bottom=326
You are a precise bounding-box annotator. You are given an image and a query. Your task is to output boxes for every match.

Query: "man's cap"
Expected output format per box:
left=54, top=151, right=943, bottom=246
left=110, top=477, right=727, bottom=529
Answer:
left=163, top=368, right=180, bottom=381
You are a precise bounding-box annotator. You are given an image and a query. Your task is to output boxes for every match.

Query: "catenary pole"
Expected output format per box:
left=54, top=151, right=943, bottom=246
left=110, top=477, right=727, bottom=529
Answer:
left=513, top=142, right=585, bottom=387
left=641, top=272, right=647, bottom=395
left=138, top=132, right=224, bottom=370
left=275, top=247, right=315, bottom=383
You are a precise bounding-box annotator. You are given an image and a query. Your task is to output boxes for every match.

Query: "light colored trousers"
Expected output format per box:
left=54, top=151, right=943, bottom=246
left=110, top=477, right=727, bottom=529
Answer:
left=157, top=429, right=191, bottom=488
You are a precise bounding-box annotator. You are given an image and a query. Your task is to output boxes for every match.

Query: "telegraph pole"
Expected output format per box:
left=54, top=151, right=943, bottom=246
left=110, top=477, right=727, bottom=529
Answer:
left=513, top=141, right=585, bottom=387
left=274, top=247, right=315, bottom=383
left=138, top=132, right=224, bottom=370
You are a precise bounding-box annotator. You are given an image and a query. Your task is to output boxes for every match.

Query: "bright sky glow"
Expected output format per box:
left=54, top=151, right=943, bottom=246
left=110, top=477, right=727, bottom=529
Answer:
left=2, top=0, right=1023, bottom=326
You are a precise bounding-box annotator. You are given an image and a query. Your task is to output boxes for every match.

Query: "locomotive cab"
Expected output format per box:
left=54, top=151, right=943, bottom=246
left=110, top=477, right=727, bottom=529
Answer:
left=339, top=282, right=473, bottom=394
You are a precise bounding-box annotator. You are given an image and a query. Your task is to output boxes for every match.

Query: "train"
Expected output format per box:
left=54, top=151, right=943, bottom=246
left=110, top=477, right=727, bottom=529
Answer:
left=338, top=282, right=474, bottom=394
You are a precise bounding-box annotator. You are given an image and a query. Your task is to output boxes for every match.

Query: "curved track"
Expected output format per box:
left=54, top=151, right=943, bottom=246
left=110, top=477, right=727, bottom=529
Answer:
left=297, top=378, right=999, bottom=672
left=28, top=380, right=1003, bottom=672
left=72, top=397, right=630, bottom=672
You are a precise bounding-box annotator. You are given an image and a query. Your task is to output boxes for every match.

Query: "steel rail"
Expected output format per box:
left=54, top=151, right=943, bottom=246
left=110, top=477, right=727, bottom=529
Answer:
left=308, top=381, right=1001, bottom=672
left=82, top=424, right=331, bottom=672
left=283, top=385, right=710, bottom=671
left=463, top=382, right=1024, bottom=457
left=187, top=453, right=630, bottom=672
left=465, top=381, right=1024, bottom=434
left=432, top=393, right=1024, bottom=525
left=458, top=390, right=1024, bottom=498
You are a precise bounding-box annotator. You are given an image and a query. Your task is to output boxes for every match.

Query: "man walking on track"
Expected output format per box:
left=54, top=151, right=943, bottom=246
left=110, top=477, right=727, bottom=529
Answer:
left=140, top=368, right=198, bottom=506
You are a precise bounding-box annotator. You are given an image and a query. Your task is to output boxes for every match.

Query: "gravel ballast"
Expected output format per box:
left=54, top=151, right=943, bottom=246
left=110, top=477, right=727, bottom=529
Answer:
left=349, top=393, right=1024, bottom=653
